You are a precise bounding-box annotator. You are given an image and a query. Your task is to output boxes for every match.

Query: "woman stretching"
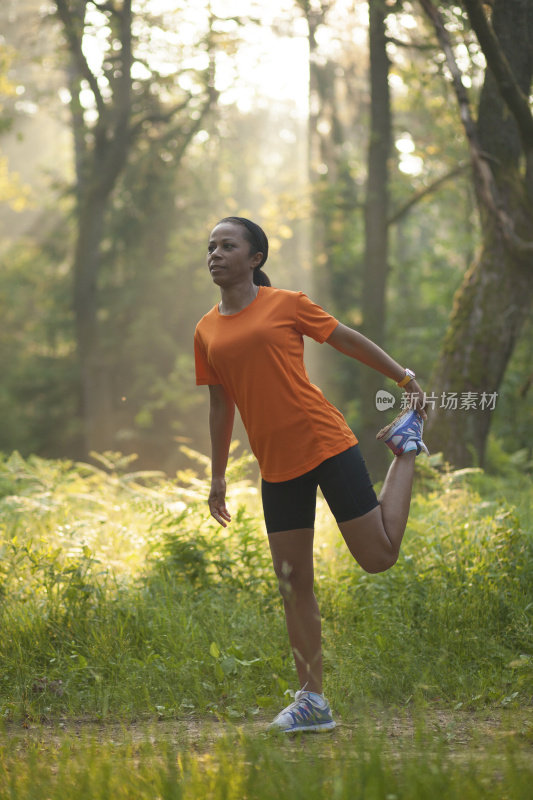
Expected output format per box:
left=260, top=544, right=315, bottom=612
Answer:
left=194, top=217, right=428, bottom=733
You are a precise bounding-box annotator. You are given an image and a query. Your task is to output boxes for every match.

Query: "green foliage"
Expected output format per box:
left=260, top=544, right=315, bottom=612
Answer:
left=326, top=467, right=533, bottom=711
left=0, top=225, right=79, bottom=456
left=0, top=45, right=31, bottom=210
left=150, top=502, right=272, bottom=591
left=0, top=448, right=532, bottom=796
left=0, top=450, right=531, bottom=726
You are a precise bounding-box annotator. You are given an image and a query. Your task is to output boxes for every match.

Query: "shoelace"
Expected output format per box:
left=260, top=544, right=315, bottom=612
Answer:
left=284, top=688, right=327, bottom=716
left=286, top=686, right=308, bottom=709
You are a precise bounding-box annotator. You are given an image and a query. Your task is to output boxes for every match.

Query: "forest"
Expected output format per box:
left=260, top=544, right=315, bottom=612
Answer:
left=1, top=0, right=531, bottom=478
left=1, top=1, right=532, bottom=798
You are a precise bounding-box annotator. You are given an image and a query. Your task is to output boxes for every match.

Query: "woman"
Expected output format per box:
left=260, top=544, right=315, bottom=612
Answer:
left=194, top=216, right=427, bottom=733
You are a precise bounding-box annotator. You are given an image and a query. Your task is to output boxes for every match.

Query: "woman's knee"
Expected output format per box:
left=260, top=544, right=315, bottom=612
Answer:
left=339, top=509, right=399, bottom=574
left=358, top=550, right=398, bottom=574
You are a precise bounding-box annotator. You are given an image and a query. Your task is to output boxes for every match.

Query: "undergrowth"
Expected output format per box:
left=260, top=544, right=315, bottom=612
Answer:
left=0, top=448, right=531, bottom=723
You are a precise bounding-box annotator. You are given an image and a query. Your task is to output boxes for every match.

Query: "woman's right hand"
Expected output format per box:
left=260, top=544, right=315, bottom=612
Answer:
left=208, top=477, right=231, bottom=527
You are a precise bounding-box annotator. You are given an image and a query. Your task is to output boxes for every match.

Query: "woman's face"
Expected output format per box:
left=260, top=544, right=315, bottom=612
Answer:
left=207, top=222, right=263, bottom=287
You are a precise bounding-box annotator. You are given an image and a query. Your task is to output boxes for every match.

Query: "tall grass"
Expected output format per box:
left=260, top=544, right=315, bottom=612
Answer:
left=0, top=449, right=532, bottom=723
left=2, top=720, right=533, bottom=800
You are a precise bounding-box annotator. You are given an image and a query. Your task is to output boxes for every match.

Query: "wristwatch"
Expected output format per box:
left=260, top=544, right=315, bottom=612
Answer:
left=397, top=368, right=416, bottom=388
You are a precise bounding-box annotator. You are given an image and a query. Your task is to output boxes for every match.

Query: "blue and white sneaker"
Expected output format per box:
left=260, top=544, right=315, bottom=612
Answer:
left=376, top=409, right=429, bottom=456
left=268, top=690, right=336, bottom=733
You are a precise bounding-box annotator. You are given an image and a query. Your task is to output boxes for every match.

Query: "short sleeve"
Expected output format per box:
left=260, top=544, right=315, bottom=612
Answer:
left=294, top=292, right=339, bottom=343
left=194, top=327, right=221, bottom=385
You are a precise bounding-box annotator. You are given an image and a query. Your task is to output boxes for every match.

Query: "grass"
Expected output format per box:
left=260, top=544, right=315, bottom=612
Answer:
left=0, top=447, right=532, bottom=797
left=2, top=711, right=533, bottom=799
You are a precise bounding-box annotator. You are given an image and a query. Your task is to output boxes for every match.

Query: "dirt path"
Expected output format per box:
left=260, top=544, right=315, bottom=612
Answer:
left=4, top=706, right=532, bottom=758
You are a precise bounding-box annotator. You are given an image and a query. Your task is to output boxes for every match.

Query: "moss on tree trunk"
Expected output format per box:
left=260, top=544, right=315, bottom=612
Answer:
left=425, top=0, right=533, bottom=467
left=427, top=174, right=532, bottom=466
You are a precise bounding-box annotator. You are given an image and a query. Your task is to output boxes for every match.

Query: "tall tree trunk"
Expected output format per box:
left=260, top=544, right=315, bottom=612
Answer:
left=426, top=199, right=532, bottom=466
left=359, top=0, right=391, bottom=478
left=73, top=191, right=114, bottom=452
left=56, top=0, right=216, bottom=455
left=424, top=0, right=533, bottom=466
left=299, top=2, right=335, bottom=391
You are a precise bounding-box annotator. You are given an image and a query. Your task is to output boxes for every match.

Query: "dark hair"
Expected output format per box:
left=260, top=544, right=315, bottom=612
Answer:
left=218, top=216, right=271, bottom=286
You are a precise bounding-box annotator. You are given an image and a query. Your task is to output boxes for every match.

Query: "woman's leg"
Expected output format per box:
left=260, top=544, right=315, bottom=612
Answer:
left=267, top=528, right=322, bottom=693
left=338, top=451, right=416, bottom=573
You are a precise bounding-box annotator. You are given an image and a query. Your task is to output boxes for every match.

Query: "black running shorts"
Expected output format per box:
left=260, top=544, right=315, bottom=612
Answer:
left=261, top=445, right=379, bottom=534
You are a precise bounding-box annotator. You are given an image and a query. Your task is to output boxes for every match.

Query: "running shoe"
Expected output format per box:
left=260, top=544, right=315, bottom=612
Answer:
left=268, top=690, right=336, bottom=733
left=376, top=409, right=429, bottom=456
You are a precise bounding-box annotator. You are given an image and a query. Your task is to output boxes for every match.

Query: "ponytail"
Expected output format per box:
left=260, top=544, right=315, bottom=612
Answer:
left=253, top=267, right=271, bottom=287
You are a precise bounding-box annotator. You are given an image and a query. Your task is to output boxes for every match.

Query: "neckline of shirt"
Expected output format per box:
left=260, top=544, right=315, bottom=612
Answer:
left=216, top=286, right=264, bottom=318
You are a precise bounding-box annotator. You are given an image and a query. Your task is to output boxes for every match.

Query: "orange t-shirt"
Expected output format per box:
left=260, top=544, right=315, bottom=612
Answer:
left=194, top=286, right=357, bottom=482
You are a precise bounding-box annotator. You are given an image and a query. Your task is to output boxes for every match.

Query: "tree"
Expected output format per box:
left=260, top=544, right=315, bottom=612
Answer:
left=292, top=1, right=474, bottom=477
left=293, top=0, right=386, bottom=440
left=53, top=0, right=217, bottom=454
left=358, top=0, right=392, bottom=476
left=420, top=0, right=533, bottom=466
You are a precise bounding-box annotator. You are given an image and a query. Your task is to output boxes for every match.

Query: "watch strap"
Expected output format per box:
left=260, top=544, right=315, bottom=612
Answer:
left=397, top=369, right=415, bottom=388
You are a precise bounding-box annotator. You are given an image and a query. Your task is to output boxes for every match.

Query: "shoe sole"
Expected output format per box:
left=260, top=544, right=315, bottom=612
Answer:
left=274, top=721, right=337, bottom=733
left=376, top=410, right=430, bottom=456
left=376, top=409, right=412, bottom=441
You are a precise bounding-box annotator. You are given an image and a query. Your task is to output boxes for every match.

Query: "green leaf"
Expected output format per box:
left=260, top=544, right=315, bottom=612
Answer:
left=221, top=656, right=237, bottom=676
left=235, top=657, right=261, bottom=667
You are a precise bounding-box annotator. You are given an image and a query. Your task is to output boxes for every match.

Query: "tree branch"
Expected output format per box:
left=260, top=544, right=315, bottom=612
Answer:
left=387, top=162, right=469, bottom=225
left=54, top=0, right=107, bottom=120
left=113, top=0, right=132, bottom=131
left=386, top=36, right=435, bottom=51
left=172, top=102, right=213, bottom=166
left=87, top=0, right=121, bottom=15
left=419, top=0, right=478, bottom=142
left=130, top=94, right=194, bottom=137
left=461, top=0, right=533, bottom=150
left=67, top=60, right=89, bottom=202
left=155, top=86, right=218, bottom=156
left=419, top=0, right=533, bottom=254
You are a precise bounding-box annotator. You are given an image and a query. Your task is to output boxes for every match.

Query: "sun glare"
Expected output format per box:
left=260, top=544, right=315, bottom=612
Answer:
left=78, top=0, right=310, bottom=116
left=396, top=133, right=423, bottom=176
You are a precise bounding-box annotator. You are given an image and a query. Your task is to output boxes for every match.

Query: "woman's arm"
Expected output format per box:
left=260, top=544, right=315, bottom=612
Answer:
left=208, top=384, right=235, bottom=527
left=326, top=322, right=426, bottom=414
